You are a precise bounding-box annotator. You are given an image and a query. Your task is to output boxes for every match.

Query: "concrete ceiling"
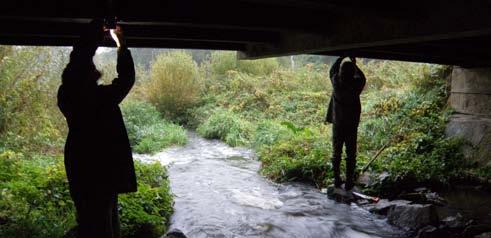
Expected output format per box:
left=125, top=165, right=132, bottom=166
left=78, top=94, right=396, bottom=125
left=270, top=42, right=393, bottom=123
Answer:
left=1, top=0, right=491, bottom=67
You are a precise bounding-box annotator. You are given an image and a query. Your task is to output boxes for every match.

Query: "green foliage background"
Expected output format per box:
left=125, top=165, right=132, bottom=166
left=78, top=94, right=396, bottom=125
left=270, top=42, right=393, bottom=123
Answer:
left=185, top=52, right=474, bottom=193
left=145, top=51, right=202, bottom=124
left=121, top=100, right=187, bottom=154
left=0, top=45, right=487, bottom=237
left=0, top=46, right=177, bottom=238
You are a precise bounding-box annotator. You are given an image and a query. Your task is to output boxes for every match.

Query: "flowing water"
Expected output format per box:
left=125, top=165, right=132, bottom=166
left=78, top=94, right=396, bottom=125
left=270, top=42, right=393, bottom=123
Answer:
left=136, top=133, right=407, bottom=238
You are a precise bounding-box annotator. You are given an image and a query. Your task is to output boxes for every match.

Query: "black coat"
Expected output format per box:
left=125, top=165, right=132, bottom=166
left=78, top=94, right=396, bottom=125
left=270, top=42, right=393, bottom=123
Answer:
left=325, top=58, right=366, bottom=125
left=58, top=45, right=137, bottom=194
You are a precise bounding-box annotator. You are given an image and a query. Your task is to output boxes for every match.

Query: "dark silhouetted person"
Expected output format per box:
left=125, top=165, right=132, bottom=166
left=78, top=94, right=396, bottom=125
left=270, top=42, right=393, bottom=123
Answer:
left=325, top=56, right=366, bottom=191
left=58, top=21, right=136, bottom=238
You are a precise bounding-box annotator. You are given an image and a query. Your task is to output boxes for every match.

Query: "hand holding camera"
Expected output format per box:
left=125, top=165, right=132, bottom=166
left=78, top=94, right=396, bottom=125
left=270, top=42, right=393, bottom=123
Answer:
left=109, top=26, right=125, bottom=48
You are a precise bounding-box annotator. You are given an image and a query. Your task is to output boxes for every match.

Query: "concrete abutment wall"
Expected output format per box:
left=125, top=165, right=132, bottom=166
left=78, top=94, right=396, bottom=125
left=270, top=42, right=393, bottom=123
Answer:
left=446, top=67, right=491, bottom=168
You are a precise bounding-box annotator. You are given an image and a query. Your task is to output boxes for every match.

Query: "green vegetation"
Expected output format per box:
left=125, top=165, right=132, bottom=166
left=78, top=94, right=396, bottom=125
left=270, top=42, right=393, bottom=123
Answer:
left=0, top=46, right=178, bottom=237
left=0, top=45, right=487, bottom=236
left=196, top=109, right=253, bottom=147
left=145, top=51, right=202, bottom=124
left=0, top=151, right=172, bottom=238
left=121, top=100, right=187, bottom=154
left=182, top=52, right=474, bottom=194
left=119, top=162, right=173, bottom=238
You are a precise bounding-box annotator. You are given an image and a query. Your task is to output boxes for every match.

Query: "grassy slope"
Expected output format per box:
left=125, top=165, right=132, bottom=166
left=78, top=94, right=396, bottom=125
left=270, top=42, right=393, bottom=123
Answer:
left=191, top=56, right=474, bottom=195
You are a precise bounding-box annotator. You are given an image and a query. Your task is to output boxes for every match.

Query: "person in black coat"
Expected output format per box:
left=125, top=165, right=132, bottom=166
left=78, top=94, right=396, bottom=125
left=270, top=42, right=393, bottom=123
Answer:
left=58, top=20, right=136, bottom=238
left=325, top=56, right=366, bottom=191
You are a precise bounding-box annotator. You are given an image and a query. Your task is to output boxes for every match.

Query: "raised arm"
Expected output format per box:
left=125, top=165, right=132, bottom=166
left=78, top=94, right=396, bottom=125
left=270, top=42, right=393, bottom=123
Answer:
left=329, top=57, right=345, bottom=79
left=97, top=26, right=135, bottom=105
left=354, top=64, right=366, bottom=94
left=98, top=47, right=135, bottom=105
left=329, top=56, right=345, bottom=90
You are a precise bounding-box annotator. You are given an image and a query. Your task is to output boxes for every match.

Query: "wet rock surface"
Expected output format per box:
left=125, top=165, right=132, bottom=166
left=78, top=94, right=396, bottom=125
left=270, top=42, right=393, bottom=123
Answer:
left=475, top=232, right=491, bottom=238
left=416, top=225, right=452, bottom=238
left=353, top=174, right=491, bottom=238
left=163, top=228, right=187, bottom=238
left=387, top=204, right=439, bottom=230
left=366, top=199, right=411, bottom=216
left=463, top=225, right=491, bottom=238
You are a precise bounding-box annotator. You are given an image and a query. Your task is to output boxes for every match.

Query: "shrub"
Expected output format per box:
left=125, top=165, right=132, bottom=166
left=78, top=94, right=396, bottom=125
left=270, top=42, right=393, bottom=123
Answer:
left=196, top=109, right=253, bottom=147
left=258, top=124, right=331, bottom=187
left=0, top=155, right=76, bottom=238
left=357, top=68, right=465, bottom=193
left=122, top=100, right=188, bottom=154
left=145, top=51, right=201, bottom=123
left=133, top=122, right=187, bottom=154
left=0, top=46, right=64, bottom=154
left=121, top=100, right=161, bottom=146
left=210, top=51, right=237, bottom=76
left=119, top=161, right=173, bottom=238
left=0, top=156, right=173, bottom=238
left=253, top=120, right=291, bottom=149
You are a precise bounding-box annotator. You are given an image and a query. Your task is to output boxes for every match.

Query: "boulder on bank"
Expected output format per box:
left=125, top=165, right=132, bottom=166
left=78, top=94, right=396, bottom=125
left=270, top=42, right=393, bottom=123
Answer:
left=441, top=213, right=466, bottom=230
left=462, top=225, right=491, bottom=238
left=366, top=199, right=411, bottom=215
left=163, top=228, right=187, bottom=238
left=416, top=225, right=452, bottom=238
left=474, top=232, right=491, bottom=238
left=387, top=204, right=439, bottom=230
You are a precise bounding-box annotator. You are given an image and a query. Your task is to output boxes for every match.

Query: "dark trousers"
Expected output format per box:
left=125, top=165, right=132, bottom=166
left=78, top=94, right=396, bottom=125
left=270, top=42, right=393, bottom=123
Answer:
left=332, top=122, right=358, bottom=189
left=70, top=188, right=120, bottom=238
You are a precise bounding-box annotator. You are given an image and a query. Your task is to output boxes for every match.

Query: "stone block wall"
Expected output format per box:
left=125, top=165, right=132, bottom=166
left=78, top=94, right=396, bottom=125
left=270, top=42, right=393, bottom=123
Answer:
left=449, top=67, right=491, bottom=115
left=446, top=67, right=491, bottom=167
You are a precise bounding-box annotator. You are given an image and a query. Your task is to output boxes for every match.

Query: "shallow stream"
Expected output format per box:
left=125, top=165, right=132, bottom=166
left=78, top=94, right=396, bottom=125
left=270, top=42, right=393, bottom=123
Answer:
left=136, top=132, right=406, bottom=238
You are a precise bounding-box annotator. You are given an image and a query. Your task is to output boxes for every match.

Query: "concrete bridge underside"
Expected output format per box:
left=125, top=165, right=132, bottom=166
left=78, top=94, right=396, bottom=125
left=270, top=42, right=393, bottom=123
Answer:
left=0, top=0, right=491, bottom=67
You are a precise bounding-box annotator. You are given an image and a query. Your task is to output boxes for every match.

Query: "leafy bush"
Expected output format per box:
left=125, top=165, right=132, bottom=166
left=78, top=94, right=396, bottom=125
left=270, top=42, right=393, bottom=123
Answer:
left=209, top=51, right=237, bottom=76
left=133, top=122, right=187, bottom=154
left=258, top=124, right=331, bottom=187
left=0, top=46, right=65, bottom=154
left=119, top=161, right=173, bottom=238
left=122, top=100, right=188, bottom=154
left=145, top=51, right=201, bottom=123
left=253, top=120, right=291, bottom=149
left=0, top=155, right=173, bottom=238
left=0, top=155, right=76, bottom=238
left=358, top=81, right=465, bottom=192
left=196, top=109, right=253, bottom=147
left=121, top=100, right=161, bottom=145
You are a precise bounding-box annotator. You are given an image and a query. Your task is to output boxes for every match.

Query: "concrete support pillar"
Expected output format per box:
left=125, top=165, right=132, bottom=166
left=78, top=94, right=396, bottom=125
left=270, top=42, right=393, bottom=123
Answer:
left=446, top=67, right=491, bottom=167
